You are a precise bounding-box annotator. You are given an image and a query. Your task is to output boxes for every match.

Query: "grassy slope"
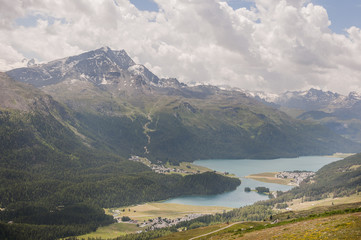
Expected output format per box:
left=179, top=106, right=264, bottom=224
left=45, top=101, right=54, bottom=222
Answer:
left=76, top=223, right=141, bottom=239
left=156, top=202, right=361, bottom=240
left=212, top=212, right=361, bottom=240
left=285, top=194, right=361, bottom=212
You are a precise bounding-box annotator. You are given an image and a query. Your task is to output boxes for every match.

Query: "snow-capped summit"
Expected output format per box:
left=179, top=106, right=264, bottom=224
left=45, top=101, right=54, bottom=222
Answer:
left=348, top=91, right=361, bottom=101
left=6, top=47, right=155, bottom=88
left=243, top=88, right=361, bottom=112
left=242, top=90, right=280, bottom=103
left=6, top=47, right=189, bottom=95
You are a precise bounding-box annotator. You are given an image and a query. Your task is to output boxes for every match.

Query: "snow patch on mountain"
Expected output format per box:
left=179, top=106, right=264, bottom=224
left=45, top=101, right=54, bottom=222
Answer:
left=244, top=88, right=361, bottom=111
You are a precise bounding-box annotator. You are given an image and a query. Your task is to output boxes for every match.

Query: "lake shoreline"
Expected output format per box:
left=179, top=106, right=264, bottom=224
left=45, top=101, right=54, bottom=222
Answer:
left=164, top=156, right=341, bottom=208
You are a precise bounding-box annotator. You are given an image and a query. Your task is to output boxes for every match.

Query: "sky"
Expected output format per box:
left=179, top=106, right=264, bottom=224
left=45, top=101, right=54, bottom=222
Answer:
left=1, top=0, right=361, bottom=94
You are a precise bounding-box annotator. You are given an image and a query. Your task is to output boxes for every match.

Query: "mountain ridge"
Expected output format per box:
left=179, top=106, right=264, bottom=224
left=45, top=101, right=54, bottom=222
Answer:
left=5, top=47, right=361, bottom=162
left=244, top=88, right=361, bottom=110
left=244, top=88, right=361, bottom=143
left=0, top=73, right=242, bottom=239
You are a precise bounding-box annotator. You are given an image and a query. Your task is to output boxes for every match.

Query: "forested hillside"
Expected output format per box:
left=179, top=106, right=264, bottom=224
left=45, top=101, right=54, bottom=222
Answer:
left=2, top=47, right=361, bottom=239
left=7, top=47, right=361, bottom=163
left=264, top=153, right=361, bottom=206
left=0, top=73, right=240, bottom=239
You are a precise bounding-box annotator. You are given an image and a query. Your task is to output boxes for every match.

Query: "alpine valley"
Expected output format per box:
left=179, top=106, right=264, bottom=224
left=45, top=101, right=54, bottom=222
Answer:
left=6, top=47, right=361, bottom=162
left=1, top=47, right=361, bottom=239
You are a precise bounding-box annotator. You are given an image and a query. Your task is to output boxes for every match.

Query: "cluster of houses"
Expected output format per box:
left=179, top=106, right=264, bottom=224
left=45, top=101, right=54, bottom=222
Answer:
left=151, top=165, right=194, bottom=174
left=129, top=155, right=195, bottom=175
left=112, top=209, right=207, bottom=231
left=113, top=209, right=207, bottom=231
left=137, top=214, right=206, bottom=230
left=276, top=171, right=315, bottom=186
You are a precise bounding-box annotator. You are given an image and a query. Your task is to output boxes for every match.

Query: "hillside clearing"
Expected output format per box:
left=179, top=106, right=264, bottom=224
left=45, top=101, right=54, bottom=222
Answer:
left=75, top=222, right=140, bottom=239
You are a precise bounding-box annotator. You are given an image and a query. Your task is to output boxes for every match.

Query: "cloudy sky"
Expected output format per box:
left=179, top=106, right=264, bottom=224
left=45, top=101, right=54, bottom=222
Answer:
left=1, top=0, right=361, bottom=94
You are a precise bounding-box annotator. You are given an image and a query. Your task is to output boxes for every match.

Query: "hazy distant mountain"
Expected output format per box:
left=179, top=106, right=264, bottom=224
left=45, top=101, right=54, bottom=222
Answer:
left=276, top=88, right=361, bottom=111
left=6, top=47, right=361, bottom=161
left=245, top=88, right=361, bottom=143
left=244, top=88, right=361, bottom=110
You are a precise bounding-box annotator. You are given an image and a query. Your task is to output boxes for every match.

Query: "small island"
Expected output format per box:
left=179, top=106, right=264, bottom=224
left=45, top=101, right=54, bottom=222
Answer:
left=245, top=171, right=315, bottom=186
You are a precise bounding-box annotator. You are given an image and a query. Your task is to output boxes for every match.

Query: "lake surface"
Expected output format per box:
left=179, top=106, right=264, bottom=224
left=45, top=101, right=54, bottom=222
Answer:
left=164, top=156, right=341, bottom=208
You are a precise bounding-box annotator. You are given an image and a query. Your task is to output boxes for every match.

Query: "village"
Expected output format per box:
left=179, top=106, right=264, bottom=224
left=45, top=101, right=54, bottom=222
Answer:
left=276, top=171, right=315, bottom=186
left=129, top=155, right=198, bottom=175
left=111, top=208, right=207, bottom=232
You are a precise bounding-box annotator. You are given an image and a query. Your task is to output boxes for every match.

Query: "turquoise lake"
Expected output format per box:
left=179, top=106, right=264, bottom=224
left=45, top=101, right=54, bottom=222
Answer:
left=164, top=156, right=341, bottom=208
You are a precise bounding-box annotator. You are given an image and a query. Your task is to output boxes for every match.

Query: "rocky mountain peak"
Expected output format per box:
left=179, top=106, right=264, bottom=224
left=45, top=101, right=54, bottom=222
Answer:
left=65, top=46, right=135, bottom=71
left=348, top=91, right=361, bottom=100
left=6, top=47, right=138, bottom=87
left=6, top=47, right=188, bottom=95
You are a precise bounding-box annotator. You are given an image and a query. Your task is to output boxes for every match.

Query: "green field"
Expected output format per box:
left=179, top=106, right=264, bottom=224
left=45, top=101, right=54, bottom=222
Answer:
left=245, top=172, right=292, bottom=185
left=108, top=202, right=232, bottom=222
left=75, top=222, right=140, bottom=239
left=74, top=202, right=233, bottom=239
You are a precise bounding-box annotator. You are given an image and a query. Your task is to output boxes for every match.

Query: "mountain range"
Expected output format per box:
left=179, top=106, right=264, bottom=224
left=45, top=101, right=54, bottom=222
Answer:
left=245, top=88, right=361, bottom=143
left=2, top=46, right=361, bottom=239
left=5, top=46, right=361, bottom=162
left=0, top=70, right=241, bottom=239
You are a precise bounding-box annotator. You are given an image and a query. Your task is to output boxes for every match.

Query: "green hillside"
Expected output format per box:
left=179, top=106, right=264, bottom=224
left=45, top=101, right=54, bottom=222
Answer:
left=0, top=73, right=240, bottom=239
left=269, top=153, right=361, bottom=205
left=7, top=47, right=358, bottom=163
left=50, top=89, right=360, bottom=164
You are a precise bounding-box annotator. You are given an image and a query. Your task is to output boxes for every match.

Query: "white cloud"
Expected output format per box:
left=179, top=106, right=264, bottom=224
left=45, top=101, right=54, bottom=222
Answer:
left=0, top=0, right=361, bottom=94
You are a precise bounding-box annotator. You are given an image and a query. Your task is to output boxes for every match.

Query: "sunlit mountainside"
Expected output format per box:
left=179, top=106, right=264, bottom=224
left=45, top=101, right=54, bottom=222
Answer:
left=1, top=47, right=361, bottom=240
left=6, top=47, right=361, bottom=163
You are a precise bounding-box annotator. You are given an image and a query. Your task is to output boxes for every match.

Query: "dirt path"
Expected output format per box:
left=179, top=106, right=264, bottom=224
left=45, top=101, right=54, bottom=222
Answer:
left=189, top=222, right=242, bottom=240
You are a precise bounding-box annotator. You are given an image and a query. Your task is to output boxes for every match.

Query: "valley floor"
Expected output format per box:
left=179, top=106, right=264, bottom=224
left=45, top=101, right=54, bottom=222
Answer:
left=74, top=195, right=361, bottom=239
left=75, top=203, right=232, bottom=239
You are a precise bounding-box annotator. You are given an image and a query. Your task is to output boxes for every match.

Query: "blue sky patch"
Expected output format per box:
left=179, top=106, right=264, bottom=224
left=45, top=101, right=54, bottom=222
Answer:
left=225, top=0, right=255, bottom=10
left=312, top=0, right=361, bottom=33
left=130, top=0, right=159, bottom=12
left=16, top=14, right=67, bottom=28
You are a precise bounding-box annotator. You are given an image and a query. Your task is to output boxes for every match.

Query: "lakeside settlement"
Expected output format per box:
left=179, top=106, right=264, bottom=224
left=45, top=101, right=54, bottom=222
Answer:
left=246, top=171, right=315, bottom=186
